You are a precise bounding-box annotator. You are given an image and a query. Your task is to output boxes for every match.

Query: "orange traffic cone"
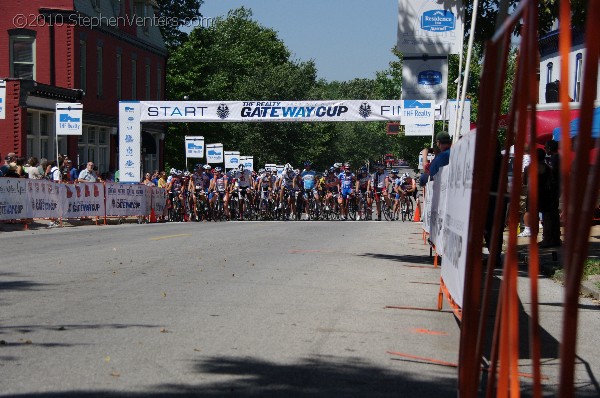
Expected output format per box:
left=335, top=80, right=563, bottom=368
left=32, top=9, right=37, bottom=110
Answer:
left=150, top=208, right=157, bottom=223
left=413, top=204, right=421, bottom=222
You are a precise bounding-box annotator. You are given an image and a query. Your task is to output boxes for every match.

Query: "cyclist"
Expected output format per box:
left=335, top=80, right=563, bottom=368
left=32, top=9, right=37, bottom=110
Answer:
left=399, top=172, right=417, bottom=216
left=338, top=163, right=356, bottom=220
left=235, top=164, right=253, bottom=221
left=300, top=161, right=319, bottom=218
left=355, top=166, right=372, bottom=220
left=166, top=170, right=184, bottom=221
left=369, top=163, right=390, bottom=221
left=324, top=167, right=339, bottom=212
left=388, top=170, right=401, bottom=220
left=256, top=168, right=274, bottom=213
left=278, top=164, right=296, bottom=219
left=208, top=167, right=230, bottom=219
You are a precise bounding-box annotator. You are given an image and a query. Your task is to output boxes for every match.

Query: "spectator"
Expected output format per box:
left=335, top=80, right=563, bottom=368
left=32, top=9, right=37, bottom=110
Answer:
left=143, top=172, right=155, bottom=186
left=518, top=147, right=532, bottom=237
left=38, top=158, right=48, bottom=178
left=27, top=157, right=44, bottom=179
left=77, top=162, right=98, bottom=182
left=4, top=162, right=20, bottom=178
left=15, top=157, right=27, bottom=177
left=541, top=140, right=561, bottom=247
left=429, top=131, right=452, bottom=179
left=48, top=160, right=62, bottom=182
left=157, top=171, right=167, bottom=188
left=60, top=156, right=71, bottom=182
left=69, top=161, right=79, bottom=182
left=0, top=152, right=16, bottom=177
left=151, top=170, right=159, bottom=186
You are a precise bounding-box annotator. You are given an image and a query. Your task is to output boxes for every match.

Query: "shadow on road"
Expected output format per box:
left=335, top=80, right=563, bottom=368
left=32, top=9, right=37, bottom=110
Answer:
left=5, top=355, right=458, bottom=397
left=358, top=253, right=434, bottom=266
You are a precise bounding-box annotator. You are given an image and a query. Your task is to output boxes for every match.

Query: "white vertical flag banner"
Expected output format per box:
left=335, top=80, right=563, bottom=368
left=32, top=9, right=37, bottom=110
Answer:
left=185, top=136, right=205, bottom=158
left=396, top=0, right=464, bottom=55
left=118, top=101, right=142, bottom=183
left=224, top=151, right=241, bottom=169
left=0, top=80, right=6, bottom=119
left=55, top=103, right=83, bottom=135
left=446, top=99, right=471, bottom=137
left=401, top=57, right=448, bottom=100
left=206, top=143, right=224, bottom=163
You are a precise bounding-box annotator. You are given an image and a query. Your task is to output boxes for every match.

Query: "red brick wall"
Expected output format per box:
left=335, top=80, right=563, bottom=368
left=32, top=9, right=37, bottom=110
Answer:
left=0, top=80, right=24, bottom=157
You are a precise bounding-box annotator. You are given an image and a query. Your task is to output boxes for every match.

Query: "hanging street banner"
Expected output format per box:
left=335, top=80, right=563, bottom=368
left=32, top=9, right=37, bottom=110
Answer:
left=224, top=151, right=241, bottom=169
left=239, top=156, right=254, bottom=171
left=0, top=80, right=6, bottom=119
left=185, top=136, right=205, bottom=158
left=441, top=129, right=476, bottom=308
left=446, top=99, right=472, bottom=138
left=401, top=57, right=448, bottom=100
left=400, top=100, right=435, bottom=125
left=206, top=143, right=224, bottom=163
left=118, top=102, right=142, bottom=184
left=55, top=103, right=83, bottom=135
left=139, top=100, right=409, bottom=123
left=396, top=0, right=464, bottom=55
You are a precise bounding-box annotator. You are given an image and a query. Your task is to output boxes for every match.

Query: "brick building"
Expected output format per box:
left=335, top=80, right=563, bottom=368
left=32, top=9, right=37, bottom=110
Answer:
left=0, top=0, right=167, bottom=174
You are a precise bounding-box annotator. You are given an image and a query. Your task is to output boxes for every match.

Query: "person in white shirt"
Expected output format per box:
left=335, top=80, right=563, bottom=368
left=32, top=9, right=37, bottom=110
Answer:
left=77, top=162, right=98, bottom=183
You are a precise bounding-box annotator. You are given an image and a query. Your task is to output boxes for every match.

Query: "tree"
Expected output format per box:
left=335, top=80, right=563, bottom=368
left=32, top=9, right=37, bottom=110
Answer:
left=154, top=0, right=204, bottom=48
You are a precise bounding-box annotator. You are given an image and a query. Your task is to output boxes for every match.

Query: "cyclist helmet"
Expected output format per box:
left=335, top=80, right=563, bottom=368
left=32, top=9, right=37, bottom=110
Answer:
left=203, top=164, right=212, bottom=170
left=304, top=160, right=313, bottom=167
left=184, top=171, right=190, bottom=177
left=258, top=168, right=265, bottom=174
left=359, top=166, right=367, bottom=173
left=170, top=168, right=176, bottom=175
left=402, top=172, right=410, bottom=179
left=238, top=164, right=245, bottom=172
left=375, top=163, right=384, bottom=169
left=214, top=167, right=222, bottom=173
left=391, top=169, right=398, bottom=175
left=284, top=163, right=293, bottom=173
left=343, top=162, right=351, bottom=170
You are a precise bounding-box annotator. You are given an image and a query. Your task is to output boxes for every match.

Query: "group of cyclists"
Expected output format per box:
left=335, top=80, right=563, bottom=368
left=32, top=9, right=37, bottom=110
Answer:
left=163, top=161, right=418, bottom=222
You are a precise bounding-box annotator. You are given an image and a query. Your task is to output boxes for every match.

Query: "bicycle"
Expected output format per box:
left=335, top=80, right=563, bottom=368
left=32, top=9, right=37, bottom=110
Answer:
left=400, top=193, right=414, bottom=222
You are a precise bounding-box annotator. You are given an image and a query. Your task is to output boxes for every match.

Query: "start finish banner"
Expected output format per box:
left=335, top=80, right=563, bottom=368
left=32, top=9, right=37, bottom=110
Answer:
left=139, top=100, right=406, bottom=122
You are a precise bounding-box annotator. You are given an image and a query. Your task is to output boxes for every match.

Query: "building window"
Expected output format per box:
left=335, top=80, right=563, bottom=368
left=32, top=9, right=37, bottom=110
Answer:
left=40, top=113, right=49, bottom=136
left=157, top=66, right=162, bottom=100
left=116, top=53, right=122, bottom=99
left=80, top=40, right=87, bottom=92
left=97, top=46, right=103, bottom=97
left=131, top=59, right=137, bottom=99
left=145, top=64, right=151, bottom=100
left=10, top=36, right=36, bottom=79
left=78, top=125, right=109, bottom=172
left=546, top=62, right=553, bottom=84
left=574, top=53, right=583, bottom=102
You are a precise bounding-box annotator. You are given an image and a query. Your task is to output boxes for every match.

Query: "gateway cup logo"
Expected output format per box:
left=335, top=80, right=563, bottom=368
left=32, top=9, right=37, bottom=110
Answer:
left=358, top=102, right=372, bottom=119
left=216, top=103, right=230, bottom=120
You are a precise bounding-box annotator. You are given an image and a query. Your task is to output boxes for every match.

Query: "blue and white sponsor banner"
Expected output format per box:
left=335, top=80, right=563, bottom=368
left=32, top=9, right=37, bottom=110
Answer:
left=55, top=103, right=83, bottom=135
left=401, top=58, right=448, bottom=101
left=63, top=183, right=105, bottom=218
left=27, top=179, right=62, bottom=219
left=404, top=123, right=434, bottom=136
left=0, top=79, right=6, bottom=119
left=264, top=163, right=277, bottom=172
left=446, top=99, right=471, bottom=138
left=224, top=151, right=241, bottom=169
left=397, top=0, right=464, bottom=55
left=185, top=136, right=205, bottom=158
left=239, top=156, right=254, bottom=171
left=206, top=143, right=224, bottom=164
left=422, top=180, right=433, bottom=234
left=400, top=100, right=435, bottom=125
left=105, top=182, right=149, bottom=216
left=139, top=100, right=405, bottom=122
left=0, top=178, right=29, bottom=220
left=118, top=102, right=142, bottom=184
left=441, top=129, right=476, bottom=308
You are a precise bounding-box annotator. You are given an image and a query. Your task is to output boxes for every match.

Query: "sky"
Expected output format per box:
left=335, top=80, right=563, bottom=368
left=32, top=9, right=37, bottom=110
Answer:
left=196, top=0, right=399, bottom=82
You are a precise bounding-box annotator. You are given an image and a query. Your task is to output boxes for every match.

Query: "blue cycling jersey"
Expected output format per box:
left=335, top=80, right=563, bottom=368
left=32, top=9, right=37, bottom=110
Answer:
left=338, top=172, right=354, bottom=190
left=301, top=170, right=316, bottom=190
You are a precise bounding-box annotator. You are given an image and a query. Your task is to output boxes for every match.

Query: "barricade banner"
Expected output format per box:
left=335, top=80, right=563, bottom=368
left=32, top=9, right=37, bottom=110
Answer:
left=144, top=186, right=152, bottom=216
left=422, top=181, right=433, bottom=234
left=105, top=183, right=149, bottom=216
left=441, top=130, right=476, bottom=308
left=63, top=183, right=105, bottom=218
left=151, top=187, right=168, bottom=216
left=0, top=178, right=29, bottom=220
left=27, top=179, right=63, bottom=219
left=429, top=166, right=449, bottom=253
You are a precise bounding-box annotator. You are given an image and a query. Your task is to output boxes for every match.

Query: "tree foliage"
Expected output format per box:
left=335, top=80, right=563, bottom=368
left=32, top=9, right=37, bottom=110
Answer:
left=154, top=0, right=204, bottom=48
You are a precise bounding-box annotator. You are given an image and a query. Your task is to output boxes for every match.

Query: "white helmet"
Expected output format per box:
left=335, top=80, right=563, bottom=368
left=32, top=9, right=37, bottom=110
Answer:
left=184, top=171, right=190, bottom=177
left=170, top=168, right=176, bottom=175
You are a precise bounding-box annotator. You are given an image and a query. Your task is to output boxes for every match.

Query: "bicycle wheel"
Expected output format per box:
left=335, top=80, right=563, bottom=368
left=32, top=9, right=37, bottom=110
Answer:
left=347, top=196, right=357, bottom=221
left=406, top=198, right=414, bottom=221
left=382, top=200, right=393, bottom=221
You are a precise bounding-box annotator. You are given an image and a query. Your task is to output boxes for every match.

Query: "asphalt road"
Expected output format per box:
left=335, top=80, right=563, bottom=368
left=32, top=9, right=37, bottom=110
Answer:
left=1, top=220, right=598, bottom=397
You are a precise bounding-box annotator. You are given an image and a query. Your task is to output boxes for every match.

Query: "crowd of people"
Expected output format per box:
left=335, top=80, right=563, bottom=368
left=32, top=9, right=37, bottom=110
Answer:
left=0, top=152, right=112, bottom=183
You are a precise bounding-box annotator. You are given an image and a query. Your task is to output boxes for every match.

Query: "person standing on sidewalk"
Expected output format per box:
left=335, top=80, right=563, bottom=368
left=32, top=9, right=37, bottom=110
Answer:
left=77, top=162, right=98, bottom=183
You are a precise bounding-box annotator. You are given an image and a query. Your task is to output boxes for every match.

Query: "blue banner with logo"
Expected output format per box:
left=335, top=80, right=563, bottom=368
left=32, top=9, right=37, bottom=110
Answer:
left=118, top=102, right=142, bottom=184
left=55, top=103, right=83, bottom=135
